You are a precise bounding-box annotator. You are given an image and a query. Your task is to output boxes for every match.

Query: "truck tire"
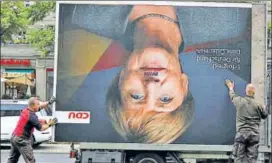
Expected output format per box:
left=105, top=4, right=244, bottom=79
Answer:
left=133, top=153, right=165, bottom=163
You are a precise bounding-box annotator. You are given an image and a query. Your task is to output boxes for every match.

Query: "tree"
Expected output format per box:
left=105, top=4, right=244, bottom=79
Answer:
left=26, top=1, right=55, bottom=24
left=0, top=1, right=56, bottom=56
left=26, top=26, right=55, bottom=56
left=0, top=2, right=29, bottom=43
left=26, top=2, right=56, bottom=56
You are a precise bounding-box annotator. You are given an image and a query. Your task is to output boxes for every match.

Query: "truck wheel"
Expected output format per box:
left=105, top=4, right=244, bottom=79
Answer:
left=133, top=153, right=165, bottom=163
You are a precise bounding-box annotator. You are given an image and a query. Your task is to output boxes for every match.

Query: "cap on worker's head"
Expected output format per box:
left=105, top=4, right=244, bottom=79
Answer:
left=246, top=83, right=256, bottom=97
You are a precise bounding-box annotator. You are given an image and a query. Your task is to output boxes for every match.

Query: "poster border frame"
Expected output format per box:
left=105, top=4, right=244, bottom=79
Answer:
left=52, top=1, right=270, bottom=152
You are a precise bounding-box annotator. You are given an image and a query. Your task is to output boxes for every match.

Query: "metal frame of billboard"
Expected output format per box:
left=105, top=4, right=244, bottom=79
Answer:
left=264, top=1, right=272, bottom=148
left=78, top=142, right=271, bottom=152
left=52, top=1, right=271, bottom=157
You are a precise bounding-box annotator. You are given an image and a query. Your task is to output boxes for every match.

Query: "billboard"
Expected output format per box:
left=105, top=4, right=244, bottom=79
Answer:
left=54, top=2, right=252, bottom=145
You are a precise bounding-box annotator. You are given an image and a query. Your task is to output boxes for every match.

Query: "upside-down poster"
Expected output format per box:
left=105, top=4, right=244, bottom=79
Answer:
left=54, top=2, right=252, bottom=145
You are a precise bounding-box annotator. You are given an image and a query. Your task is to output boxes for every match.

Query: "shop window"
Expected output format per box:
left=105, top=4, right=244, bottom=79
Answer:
left=1, top=69, right=36, bottom=100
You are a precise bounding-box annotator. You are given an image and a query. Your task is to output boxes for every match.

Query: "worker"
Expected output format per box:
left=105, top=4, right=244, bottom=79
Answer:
left=7, top=96, right=58, bottom=163
left=225, top=80, right=268, bottom=163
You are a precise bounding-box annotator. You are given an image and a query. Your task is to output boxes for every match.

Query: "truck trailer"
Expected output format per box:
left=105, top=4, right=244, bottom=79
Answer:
left=52, top=1, right=271, bottom=163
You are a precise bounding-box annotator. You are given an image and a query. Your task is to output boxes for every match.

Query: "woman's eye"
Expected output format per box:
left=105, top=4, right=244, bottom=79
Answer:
left=160, top=96, right=173, bottom=103
left=130, top=94, right=144, bottom=100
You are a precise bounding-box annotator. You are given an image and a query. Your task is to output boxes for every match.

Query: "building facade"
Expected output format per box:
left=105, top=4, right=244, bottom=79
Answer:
left=266, top=1, right=271, bottom=111
left=1, top=44, right=54, bottom=101
left=1, top=1, right=55, bottom=101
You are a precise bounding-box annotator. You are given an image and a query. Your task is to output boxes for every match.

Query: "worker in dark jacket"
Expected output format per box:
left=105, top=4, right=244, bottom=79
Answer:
left=225, top=80, right=268, bottom=163
left=7, top=96, right=58, bottom=163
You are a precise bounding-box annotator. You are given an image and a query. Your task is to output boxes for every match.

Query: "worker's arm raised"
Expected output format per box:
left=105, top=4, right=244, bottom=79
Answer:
left=38, top=96, right=56, bottom=109
left=225, top=79, right=241, bottom=108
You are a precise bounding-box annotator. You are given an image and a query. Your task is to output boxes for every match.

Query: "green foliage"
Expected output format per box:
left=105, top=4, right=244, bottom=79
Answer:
left=0, top=1, right=56, bottom=57
left=26, top=2, right=55, bottom=24
left=27, top=26, right=55, bottom=56
left=0, top=2, right=29, bottom=43
left=26, top=2, right=56, bottom=57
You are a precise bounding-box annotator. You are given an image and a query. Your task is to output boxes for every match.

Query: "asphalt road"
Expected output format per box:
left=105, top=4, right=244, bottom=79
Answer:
left=0, top=144, right=76, bottom=163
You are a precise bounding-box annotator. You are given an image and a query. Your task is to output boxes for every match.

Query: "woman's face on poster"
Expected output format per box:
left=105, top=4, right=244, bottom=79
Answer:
left=119, top=47, right=188, bottom=113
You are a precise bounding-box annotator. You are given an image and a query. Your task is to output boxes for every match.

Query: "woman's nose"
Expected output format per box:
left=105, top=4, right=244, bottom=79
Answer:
left=142, top=71, right=167, bottom=83
left=144, top=76, right=160, bottom=83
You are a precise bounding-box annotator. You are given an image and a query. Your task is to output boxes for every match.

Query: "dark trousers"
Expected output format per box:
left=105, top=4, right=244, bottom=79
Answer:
left=232, top=129, right=260, bottom=163
left=7, top=135, right=35, bottom=163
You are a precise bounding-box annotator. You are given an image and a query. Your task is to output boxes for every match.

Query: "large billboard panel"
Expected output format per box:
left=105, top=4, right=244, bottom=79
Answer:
left=54, top=2, right=252, bottom=145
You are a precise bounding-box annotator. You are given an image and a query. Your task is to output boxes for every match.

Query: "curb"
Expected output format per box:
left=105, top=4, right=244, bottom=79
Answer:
left=1, top=144, right=79, bottom=154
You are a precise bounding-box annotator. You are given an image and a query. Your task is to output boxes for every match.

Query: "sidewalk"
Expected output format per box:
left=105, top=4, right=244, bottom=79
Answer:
left=1, top=143, right=79, bottom=154
left=34, top=143, right=79, bottom=154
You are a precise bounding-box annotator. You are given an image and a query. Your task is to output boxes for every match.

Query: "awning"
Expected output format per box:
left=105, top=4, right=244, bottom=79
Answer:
left=5, top=69, right=34, bottom=73
left=2, top=69, right=35, bottom=78
left=5, top=75, right=34, bottom=86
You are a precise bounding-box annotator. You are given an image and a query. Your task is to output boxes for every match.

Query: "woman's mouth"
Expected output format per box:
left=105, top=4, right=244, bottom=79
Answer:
left=140, top=67, right=166, bottom=78
left=140, top=67, right=166, bottom=71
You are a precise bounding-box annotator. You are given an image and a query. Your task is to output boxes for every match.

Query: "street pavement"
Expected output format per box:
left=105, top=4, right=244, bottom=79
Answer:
left=0, top=143, right=77, bottom=163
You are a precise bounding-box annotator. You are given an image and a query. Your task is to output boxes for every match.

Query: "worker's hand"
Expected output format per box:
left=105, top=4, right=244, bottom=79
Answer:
left=48, top=117, right=58, bottom=127
left=225, top=79, right=234, bottom=90
left=48, top=96, right=56, bottom=105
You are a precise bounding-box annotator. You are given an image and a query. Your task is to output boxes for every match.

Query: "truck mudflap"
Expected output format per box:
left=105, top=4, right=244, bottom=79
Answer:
left=70, top=143, right=78, bottom=159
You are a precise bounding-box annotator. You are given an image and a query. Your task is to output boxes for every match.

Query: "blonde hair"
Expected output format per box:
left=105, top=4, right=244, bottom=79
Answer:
left=106, top=72, right=194, bottom=144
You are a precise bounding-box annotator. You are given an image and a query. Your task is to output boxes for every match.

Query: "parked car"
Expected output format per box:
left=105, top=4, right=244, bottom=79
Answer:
left=0, top=100, right=53, bottom=147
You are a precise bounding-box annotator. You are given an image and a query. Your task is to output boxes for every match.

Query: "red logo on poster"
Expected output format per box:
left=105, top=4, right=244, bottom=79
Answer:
left=68, top=112, right=90, bottom=119
left=1, top=59, right=31, bottom=66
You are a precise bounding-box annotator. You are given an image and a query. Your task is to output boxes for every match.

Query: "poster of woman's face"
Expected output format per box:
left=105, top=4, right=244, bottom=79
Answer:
left=55, top=2, right=252, bottom=145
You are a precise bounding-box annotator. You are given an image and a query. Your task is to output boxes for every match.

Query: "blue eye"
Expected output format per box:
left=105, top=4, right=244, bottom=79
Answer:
left=130, top=94, right=144, bottom=100
left=160, top=96, right=173, bottom=103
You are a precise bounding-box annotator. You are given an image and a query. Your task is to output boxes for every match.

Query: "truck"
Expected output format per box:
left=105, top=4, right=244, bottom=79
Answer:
left=52, top=1, right=271, bottom=163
